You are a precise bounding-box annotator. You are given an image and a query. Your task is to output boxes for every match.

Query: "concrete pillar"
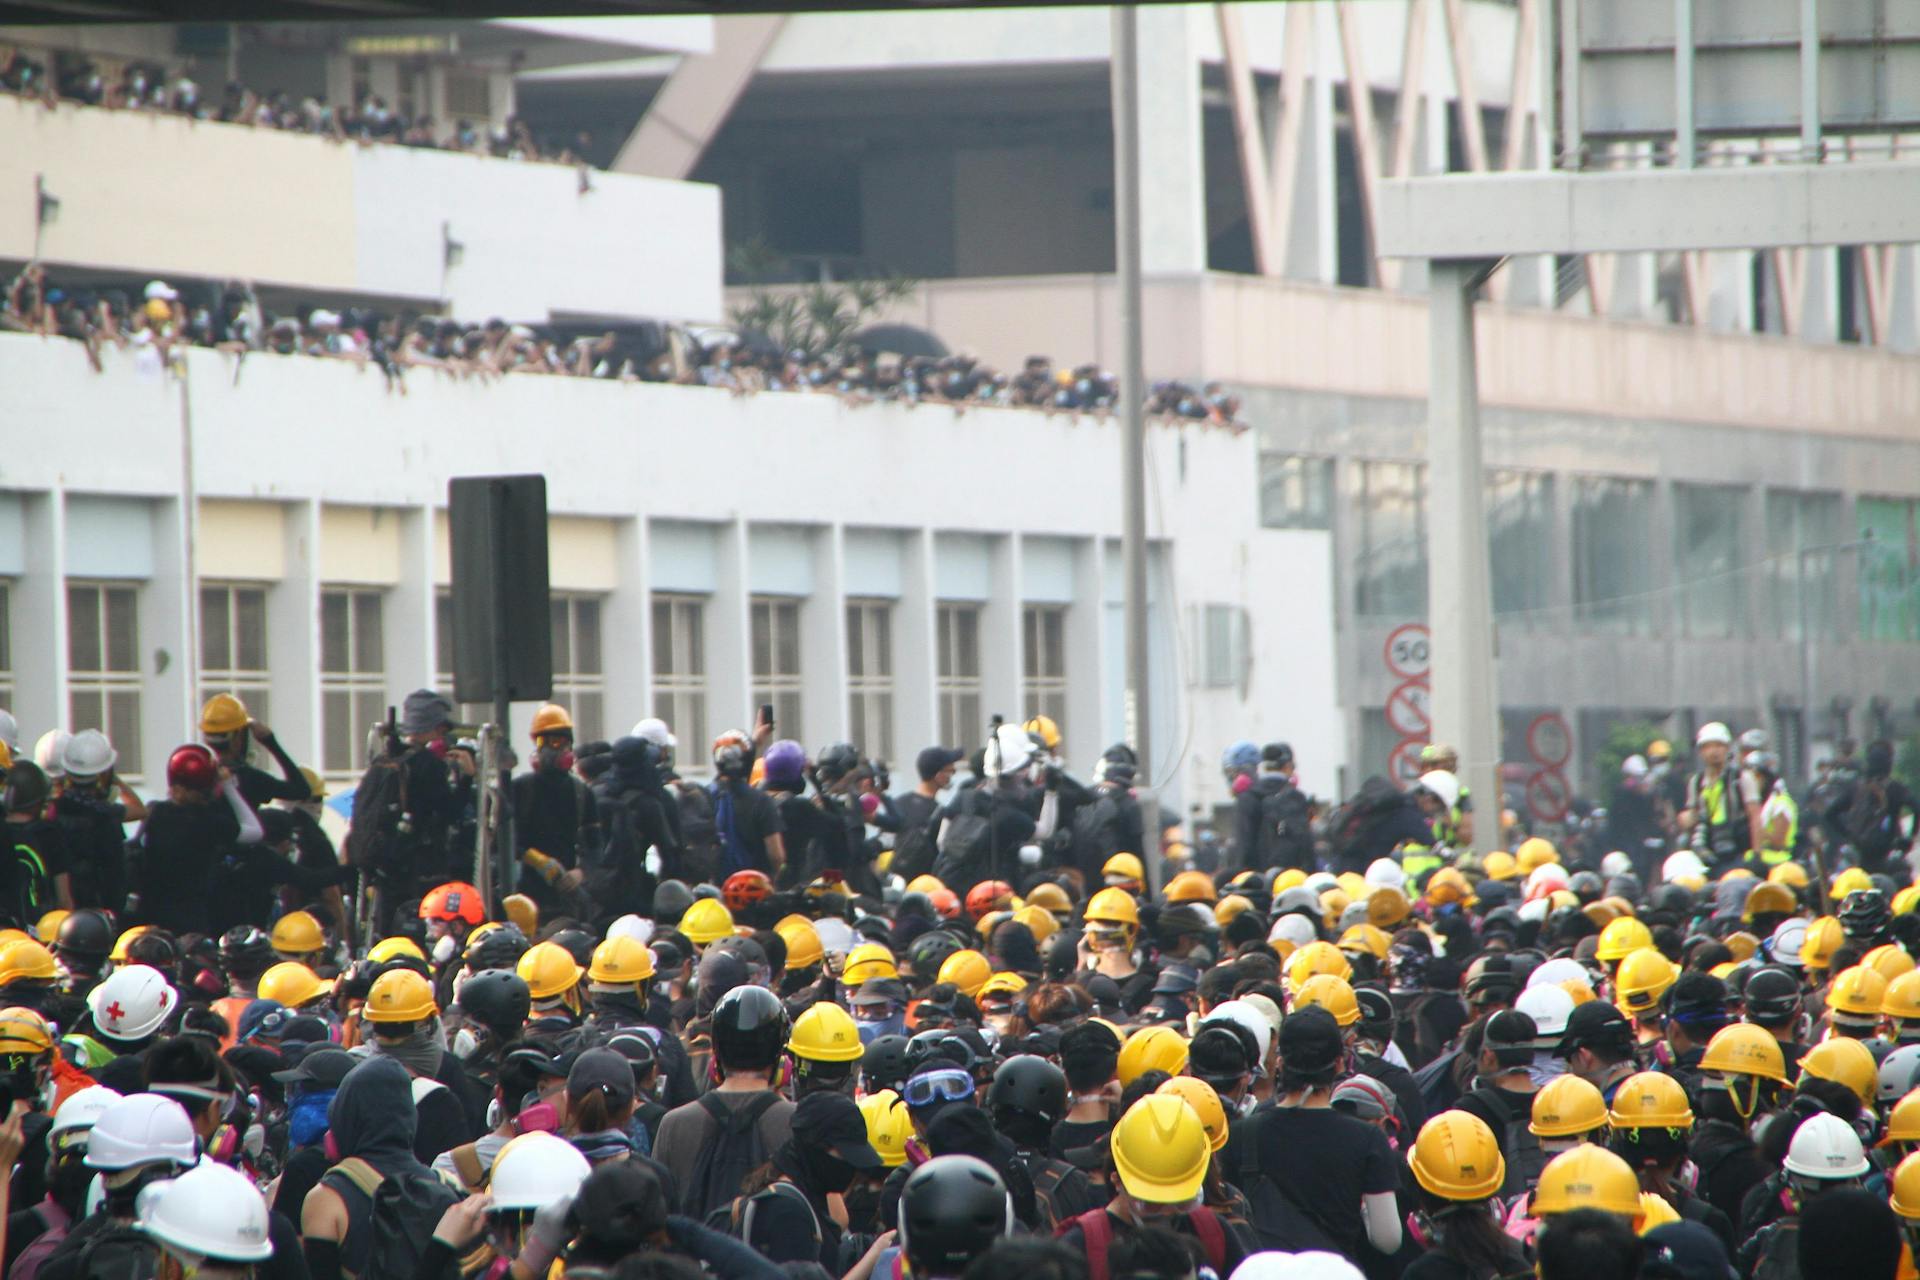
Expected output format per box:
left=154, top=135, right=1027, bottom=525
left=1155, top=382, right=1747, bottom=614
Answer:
left=392, top=503, right=436, bottom=701
left=897, top=530, right=939, bottom=753
left=14, top=490, right=67, bottom=745
left=146, top=497, right=193, bottom=785
left=1069, top=537, right=1109, bottom=752
left=713, top=518, right=752, bottom=733
left=982, top=535, right=1021, bottom=731
left=804, top=525, right=850, bottom=746
left=1426, top=260, right=1500, bottom=855
left=1133, top=6, right=1208, bottom=274
left=1290, top=24, right=1340, bottom=285
left=271, top=499, right=323, bottom=768
left=1800, top=247, right=1839, bottom=343
left=604, top=516, right=651, bottom=738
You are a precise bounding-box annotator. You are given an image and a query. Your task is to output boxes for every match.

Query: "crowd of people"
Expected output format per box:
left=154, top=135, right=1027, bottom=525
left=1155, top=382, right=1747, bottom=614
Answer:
left=0, top=263, right=1246, bottom=427
left=0, top=695, right=1910, bottom=1280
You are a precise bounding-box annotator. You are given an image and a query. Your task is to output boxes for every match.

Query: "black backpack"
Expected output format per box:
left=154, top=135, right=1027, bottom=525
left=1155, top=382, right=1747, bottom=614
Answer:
left=343, top=749, right=414, bottom=872
left=1258, top=784, right=1314, bottom=871
left=1843, top=778, right=1894, bottom=856
left=712, top=1180, right=822, bottom=1260
left=1463, top=1089, right=1546, bottom=1198
left=329, top=1157, right=463, bottom=1280
left=682, top=1092, right=781, bottom=1221
left=890, top=817, right=938, bottom=883
left=73, top=1223, right=158, bottom=1280
left=1069, top=789, right=1123, bottom=872
left=932, top=791, right=994, bottom=886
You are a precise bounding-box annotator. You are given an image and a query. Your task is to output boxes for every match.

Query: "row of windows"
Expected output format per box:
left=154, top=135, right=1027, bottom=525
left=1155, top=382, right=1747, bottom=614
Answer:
left=1263, top=454, right=1920, bottom=641
left=9, top=584, right=1071, bottom=780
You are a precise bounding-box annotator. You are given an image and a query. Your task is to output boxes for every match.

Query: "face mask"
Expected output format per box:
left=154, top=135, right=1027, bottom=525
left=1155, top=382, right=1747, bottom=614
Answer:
left=433, top=934, right=458, bottom=966
left=426, top=738, right=450, bottom=760
left=513, top=1101, right=560, bottom=1135
left=536, top=745, right=575, bottom=774
left=454, top=1027, right=481, bottom=1060
left=857, top=1012, right=904, bottom=1044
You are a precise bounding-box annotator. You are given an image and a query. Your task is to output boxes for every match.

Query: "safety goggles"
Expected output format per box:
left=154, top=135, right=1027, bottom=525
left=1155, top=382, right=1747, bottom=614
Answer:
left=902, top=1068, right=975, bottom=1109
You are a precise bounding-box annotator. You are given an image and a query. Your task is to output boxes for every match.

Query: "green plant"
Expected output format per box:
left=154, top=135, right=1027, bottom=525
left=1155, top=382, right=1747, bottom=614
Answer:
left=725, top=238, right=917, bottom=359
left=1594, top=720, right=1663, bottom=805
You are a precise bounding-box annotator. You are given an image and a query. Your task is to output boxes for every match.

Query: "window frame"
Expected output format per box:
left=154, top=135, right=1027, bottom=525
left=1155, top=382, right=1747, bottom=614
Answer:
left=936, top=601, right=983, bottom=749
left=750, top=596, right=804, bottom=746
left=549, top=593, right=606, bottom=744
left=846, top=599, right=895, bottom=763
left=320, top=585, right=387, bottom=778
left=651, top=594, right=710, bottom=773
left=199, top=581, right=272, bottom=726
left=66, top=580, right=143, bottom=779
left=1022, top=603, right=1070, bottom=722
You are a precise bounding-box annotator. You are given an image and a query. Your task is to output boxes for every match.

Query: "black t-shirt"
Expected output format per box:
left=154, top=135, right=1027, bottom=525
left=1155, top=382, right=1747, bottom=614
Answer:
left=1050, top=1116, right=1112, bottom=1161
left=132, top=798, right=241, bottom=933
left=1231, top=1106, right=1398, bottom=1256
left=234, top=733, right=312, bottom=809
left=712, top=780, right=783, bottom=874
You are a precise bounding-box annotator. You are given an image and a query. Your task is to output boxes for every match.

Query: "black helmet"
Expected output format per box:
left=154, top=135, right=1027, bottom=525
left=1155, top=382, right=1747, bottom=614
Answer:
left=550, top=929, right=597, bottom=970
left=126, top=931, right=179, bottom=972
left=1840, top=889, right=1892, bottom=945
left=1742, top=966, right=1801, bottom=1025
left=899, top=1155, right=1012, bottom=1276
left=653, top=880, right=694, bottom=922
left=1354, top=985, right=1396, bottom=1039
left=710, top=986, right=789, bottom=1072
left=3, top=762, right=49, bottom=815
left=218, top=926, right=274, bottom=975
left=986, top=1054, right=1066, bottom=1127
left=909, top=930, right=964, bottom=979
left=1155, top=902, right=1218, bottom=944
left=816, top=742, right=861, bottom=782
left=57, top=909, right=113, bottom=963
left=905, top=1028, right=982, bottom=1075
left=862, top=1034, right=911, bottom=1093
left=1568, top=870, right=1604, bottom=901
left=457, top=969, right=532, bottom=1031
left=898, top=892, right=935, bottom=920
left=1651, top=884, right=1695, bottom=918
left=465, top=924, right=530, bottom=973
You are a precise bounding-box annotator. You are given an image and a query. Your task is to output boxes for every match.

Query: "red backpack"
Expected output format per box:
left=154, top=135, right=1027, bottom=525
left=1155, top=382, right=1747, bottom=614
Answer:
left=1057, top=1207, right=1227, bottom=1280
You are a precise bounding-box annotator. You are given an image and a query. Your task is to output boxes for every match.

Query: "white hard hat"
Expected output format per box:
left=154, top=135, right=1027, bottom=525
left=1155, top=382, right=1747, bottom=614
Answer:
left=0, top=710, right=17, bottom=755
left=1527, top=958, right=1591, bottom=990
left=605, top=914, right=653, bottom=945
left=1620, top=755, right=1649, bottom=780
left=84, top=1094, right=198, bottom=1171
left=1524, top=863, right=1570, bottom=902
left=1783, top=1112, right=1869, bottom=1180
left=1662, top=850, right=1707, bottom=883
left=1338, top=901, right=1371, bottom=931
left=62, top=729, right=116, bottom=780
left=1364, top=859, right=1405, bottom=891
left=137, top=1160, right=272, bottom=1262
left=1878, top=1044, right=1920, bottom=1104
left=1768, top=918, right=1808, bottom=967
left=985, top=723, right=1037, bottom=779
left=1517, top=898, right=1551, bottom=925
left=1417, top=770, right=1461, bottom=811
left=35, top=730, right=71, bottom=780
left=1303, top=872, right=1338, bottom=897
left=87, top=964, right=177, bottom=1041
left=631, top=718, right=676, bottom=750
left=1268, top=913, right=1318, bottom=951
left=1514, top=983, right=1576, bottom=1041
left=1695, top=722, right=1732, bottom=747
left=1600, top=851, right=1634, bottom=879
left=1232, top=1252, right=1366, bottom=1280
left=487, top=1131, right=591, bottom=1211
left=51, top=1085, right=124, bottom=1138
left=1201, top=999, right=1273, bottom=1065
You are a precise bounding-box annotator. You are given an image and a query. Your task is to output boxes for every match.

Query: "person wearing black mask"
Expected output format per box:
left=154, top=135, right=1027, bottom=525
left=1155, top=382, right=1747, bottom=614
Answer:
left=589, top=736, right=682, bottom=921
left=511, top=704, right=604, bottom=916
left=723, top=1090, right=883, bottom=1272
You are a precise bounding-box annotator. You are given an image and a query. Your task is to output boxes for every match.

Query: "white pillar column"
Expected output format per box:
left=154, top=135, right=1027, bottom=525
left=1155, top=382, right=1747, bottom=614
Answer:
left=1133, top=5, right=1208, bottom=274
left=146, top=497, right=194, bottom=784
left=270, top=499, right=323, bottom=768
left=605, top=516, right=652, bottom=737
left=983, top=534, right=1022, bottom=730
left=15, top=490, right=68, bottom=743
left=713, top=517, right=753, bottom=734
left=391, top=503, right=436, bottom=700
left=804, top=525, right=850, bottom=746
left=897, top=530, right=939, bottom=752
left=1068, top=537, right=1109, bottom=754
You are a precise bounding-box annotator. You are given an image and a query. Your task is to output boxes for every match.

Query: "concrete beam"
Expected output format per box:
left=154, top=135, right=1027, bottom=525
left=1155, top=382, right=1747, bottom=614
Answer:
left=611, top=13, right=785, bottom=180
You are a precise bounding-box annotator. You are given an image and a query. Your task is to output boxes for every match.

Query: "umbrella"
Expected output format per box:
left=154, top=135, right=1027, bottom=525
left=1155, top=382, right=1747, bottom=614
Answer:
left=850, top=323, right=948, bottom=359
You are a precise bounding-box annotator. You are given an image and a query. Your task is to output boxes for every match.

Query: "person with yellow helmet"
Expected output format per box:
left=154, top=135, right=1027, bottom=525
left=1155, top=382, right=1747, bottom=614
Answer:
left=1117, top=1026, right=1188, bottom=1086
left=1888, top=970, right=1920, bottom=1048
left=1079, top=886, right=1147, bottom=1000
left=1102, top=852, right=1145, bottom=895
left=1890, top=1151, right=1920, bottom=1276
left=1612, top=948, right=1678, bottom=1042
left=1530, top=1074, right=1609, bottom=1156
left=1603, top=1072, right=1730, bottom=1241
left=198, top=692, right=317, bottom=811
left=787, top=1001, right=866, bottom=1096
left=510, top=702, right=606, bottom=916
left=360, top=967, right=487, bottom=1159
left=1826, top=965, right=1892, bottom=1043
left=1800, top=1036, right=1878, bottom=1108
left=517, top=940, right=586, bottom=1035
left=1531, top=1145, right=1645, bottom=1226
left=1406, top=1111, right=1529, bottom=1278
left=269, top=910, right=328, bottom=967
left=1691, top=1023, right=1789, bottom=1220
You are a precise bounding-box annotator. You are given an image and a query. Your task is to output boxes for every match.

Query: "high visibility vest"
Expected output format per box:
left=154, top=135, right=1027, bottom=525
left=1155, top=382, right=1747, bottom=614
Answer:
left=1756, top=791, right=1799, bottom=865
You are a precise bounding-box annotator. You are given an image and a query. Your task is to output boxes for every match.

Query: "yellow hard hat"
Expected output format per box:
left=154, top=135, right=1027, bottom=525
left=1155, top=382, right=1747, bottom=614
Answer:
left=1025, top=883, right=1072, bottom=917
left=860, top=1091, right=913, bottom=1167
left=1024, top=715, right=1062, bottom=751
left=0, top=940, right=57, bottom=987
left=678, top=899, right=737, bottom=946
left=1583, top=900, right=1625, bottom=931
left=1885, top=970, right=1920, bottom=1021
left=1165, top=870, right=1217, bottom=904
left=1426, top=867, right=1472, bottom=908
left=257, top=961, right=331, bottom=1009
left=1743, top=882, right=1797, bottom=923
left=1799, top=1036, right=1877, bottom=1105
left=1562, top=979, right=1597, bottom=1006
left=1368, top=886, right=1411, bottom=929
left=503, top=894, right=540, bottom=938
left=1530, top=1074, right=1608, bottom=1138
left=788, top=1001, right=865, bottom=1062
left=1110, top=1094, right=1210, bottom=1203
left=1086, top=887, right=1141, bottom=928
left=1157, top=1076, right=1229, bottom=1152
left=588, top=936, right=655, bottom=985
left=1531, top=1145, right=1643, bottom=1218
left=529, top=703, right=574, bottom=739
left=1896, top=887, right=1920, bottom=918
left=1214, top=894, right=1255, bottom=926
left=1117, top=1025, right=1189, bottom=1086
left=1607, top=1071, right=1694, bottom=1130
left=1335, top=873, right=1370, bottom=901
left=367, top=936, right=426, bottom=965
left=938, top=949, right=991, bottom=997
left=1636, top=1192, right=1681, bottom=1235
left=1103, top=853, right=1145, bottom=886
left=1013, top=904, right=1059, bottom=943
left=1338, top=923, right=1392, bottom=961
left=1287, top=941, right=1355, bottom=991
left=270, top=911, right=325, bottom=956
left=1294, top=973, right=1362, bottom=1026
left=199, top=693, right=252, bottom=736
left=1802, top=916, right=1846, bottom=970
left=1273, top=868, right=1308, bottom=893
left=1481, top=851, right=1518, bottom=882
left=1614, top=948, right=1678, bottom=1016
left=1866, top=945, right=1917, bottom=983
left=979, top=971, right=1029, bottom=1002
left=1698, top=1023, right=1787, bottom=1083
left=1768, top=862, right=1810, bottom=890
left=1833, top=868, right=1875, bottom=900
left=778, top=918, right=825, bottom=971
left=1723, top=932, right=1760, bottom=963
left=364, top=968, right=438, bottom=1023
left=1409, top=1110, right=1506, bottom=1201
left=843, top=943, right=899, bottom=987
left=1887, top=1092, right=1920, bottom=1146
left=1596, top=917, right=1655, bottom=963
left=906, top=875, right=947, bottom=896
left=1516, top=837, right=1561, bottom=875
left=1719, top=868, right=1756, bottom=884
left=32, top=910, right=68, bottom=945
left=299, top=767, right=330, bottom=801
left=0, top=1006, right=53, bottom=1056
left=517, top=941, right=585, bottom=1001
left=1827, top=965, right=1890, bottom=1018
left=1892, top=1151, right=1920, bottom=1220
left=1319, top=888, right=1352, bottom=932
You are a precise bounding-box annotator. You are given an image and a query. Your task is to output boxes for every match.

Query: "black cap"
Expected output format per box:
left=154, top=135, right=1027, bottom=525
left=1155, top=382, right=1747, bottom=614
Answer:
left=1483, top=1008, right=1539, bottom=1050
left=791, top=1090, right=883, bottom=1169
left=1664, top=971, right=1729, bottom=1022
left=1189, top=1025, right=1252, bottom=1082
left=1643, top=1221, right=1736, bottom=1280
left=1278, top=1004, right=1344, bottom=1074
left=1559, top=1000, right=1633, bottom=1057
left=570, top=1162, right=668, bottom=1259
left=567, top=1047, right=636, bottom=1109
left=271, top=1047, right=358, bottom=1088
left=853, top=977, right=908, bottom=1007
left=916, top=746, right=965, bottom=782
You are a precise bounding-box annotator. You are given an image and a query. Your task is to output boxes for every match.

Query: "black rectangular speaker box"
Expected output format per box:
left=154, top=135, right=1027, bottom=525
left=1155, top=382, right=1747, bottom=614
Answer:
left=448, top=474, right=552, bottom=705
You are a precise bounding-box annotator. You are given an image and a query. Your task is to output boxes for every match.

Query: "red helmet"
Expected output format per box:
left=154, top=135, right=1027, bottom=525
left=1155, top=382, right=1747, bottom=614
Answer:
left=965, top=880, right=1014, bottom=922
left=420, top=881, right=486, bottom=925
left=166, top=744, right=219, bottom=792
left=929, top=888, right=963, bottom=920
left=723, top=870, right=774, bottom=912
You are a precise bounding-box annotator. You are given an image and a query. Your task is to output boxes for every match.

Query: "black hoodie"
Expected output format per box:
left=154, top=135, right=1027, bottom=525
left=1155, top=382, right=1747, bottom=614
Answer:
left=315, top=1058, right=432, bottom=1278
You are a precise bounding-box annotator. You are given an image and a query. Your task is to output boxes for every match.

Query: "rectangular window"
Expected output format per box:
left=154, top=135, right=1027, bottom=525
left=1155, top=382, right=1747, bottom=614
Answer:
left=320, top=587, right=386, bottom=777
left=67, top=582, right=143, bottom=777
left=651, top=595, right=708, bottom=765
left=936, top=603, right=982, bottom=748
left=444, top=69, right=491, bottom=119
left=1673, top=483, right=1747, bottom=639
left=1488, top=470, right=1555, bottom=626
left=549, top=594, right=605, bottom=743
left=1572, top=476, right=1657, bottom=636
left=200, top=583, right=271, bottom=726
left=1022, top=605, right=1069, bottom=724
left=750, top=597, right=803, bottom=745
left=1192, top=604, right=1247, bottom=690
left=1764, top=490, right=1843, bottom=640
left=1859, top=497, right=1920, bottom=643
left=1351, top=460, right=1428, bottom=619
left=1259, top=454, right=1335, bottom=530
left=846, top=601, right=895, bottom=762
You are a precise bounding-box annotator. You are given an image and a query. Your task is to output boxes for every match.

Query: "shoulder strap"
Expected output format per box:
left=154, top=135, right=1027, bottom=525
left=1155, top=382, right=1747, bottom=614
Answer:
left=449, top=1143, right=485, bottom=1192
left=1064, top=1209, right=1111, bottom=1280
left=1187, top=1207, right=1228, bottom=1271
left=329, top=1156, right=385, bottom=1199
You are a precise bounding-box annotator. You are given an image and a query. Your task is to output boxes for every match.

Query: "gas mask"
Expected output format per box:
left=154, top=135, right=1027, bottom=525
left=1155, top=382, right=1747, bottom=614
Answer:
left=535, top=743, right=576, bottom=774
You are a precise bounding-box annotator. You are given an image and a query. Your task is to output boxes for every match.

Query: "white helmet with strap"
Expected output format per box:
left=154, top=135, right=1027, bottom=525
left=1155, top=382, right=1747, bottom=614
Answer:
left=137, top=1160, right=273, bottom=1262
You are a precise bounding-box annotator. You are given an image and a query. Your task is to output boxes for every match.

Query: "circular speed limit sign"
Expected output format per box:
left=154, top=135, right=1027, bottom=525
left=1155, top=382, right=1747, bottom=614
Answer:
left=1384, top=624, right=1431, bottom=680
